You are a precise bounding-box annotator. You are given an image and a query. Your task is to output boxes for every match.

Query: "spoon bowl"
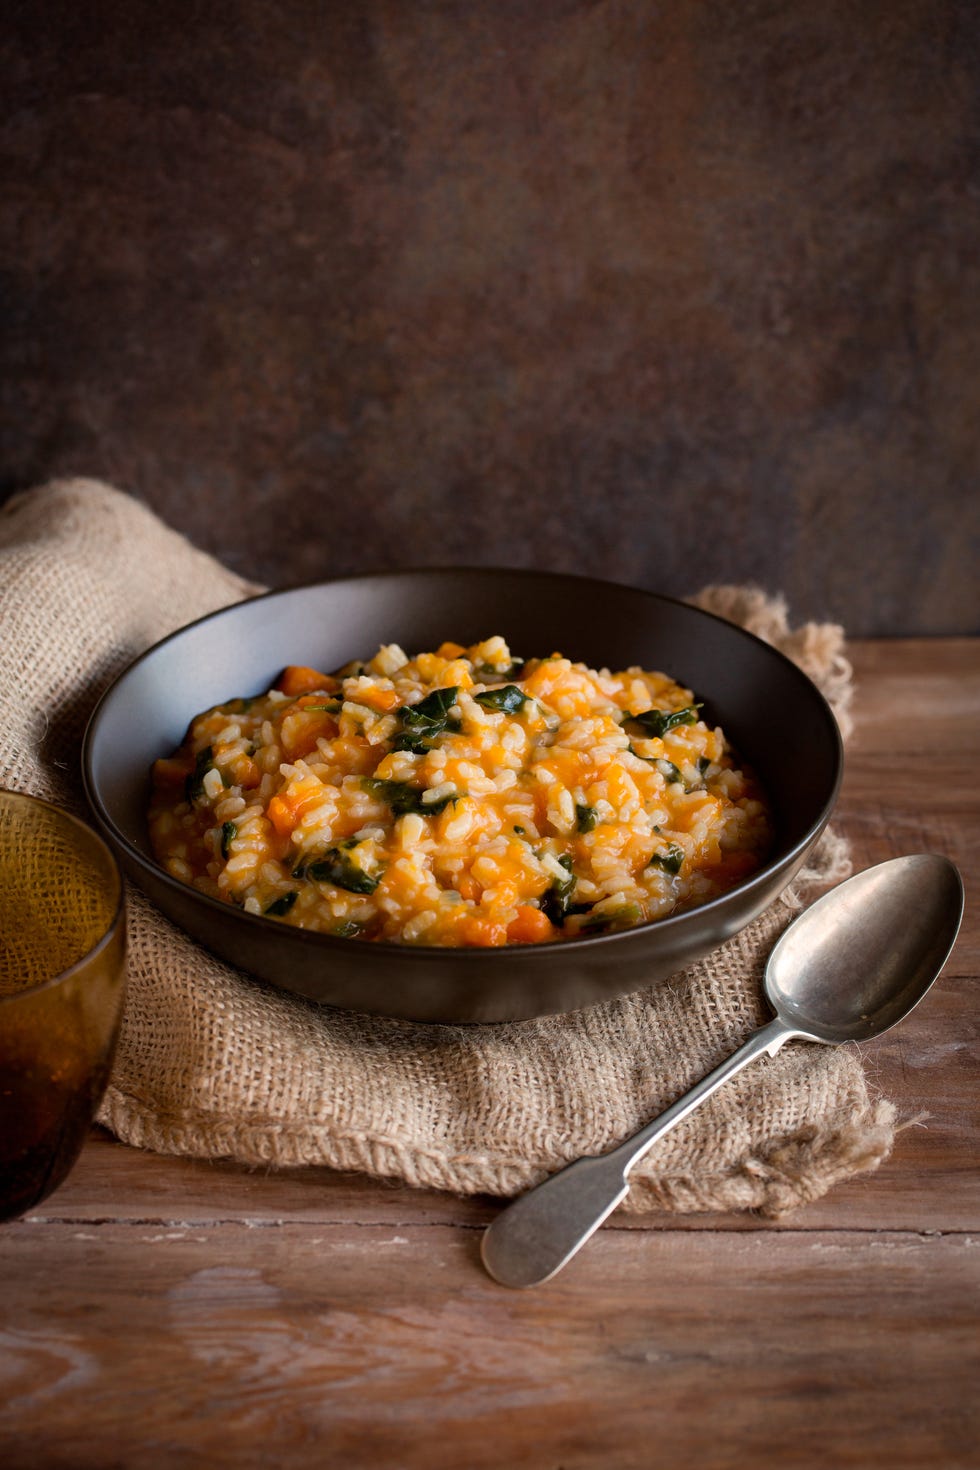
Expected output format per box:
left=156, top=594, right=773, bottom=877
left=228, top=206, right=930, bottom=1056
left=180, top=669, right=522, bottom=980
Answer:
left=765, top=853, right=965, bottom=1044
left=482, top=854, right=964, bottom=1288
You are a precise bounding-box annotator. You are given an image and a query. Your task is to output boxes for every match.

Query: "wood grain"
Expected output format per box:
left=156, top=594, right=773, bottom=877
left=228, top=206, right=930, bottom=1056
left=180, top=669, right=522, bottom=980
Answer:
left=1, top=638, right=977, bottom=1467
left=1, top=1226, right=976, bottom=1470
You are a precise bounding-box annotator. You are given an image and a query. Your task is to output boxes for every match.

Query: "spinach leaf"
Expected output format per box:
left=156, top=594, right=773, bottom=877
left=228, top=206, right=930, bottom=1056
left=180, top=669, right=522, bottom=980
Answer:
left=302, top=847, right=380, bottom=894
left=265, top=890, right=298, bottom=916
left=575, top=803, right=598, bottom=833
left=474, top=684, right=527, bottom=713
left=392, top=686, right=461, bottom=752
left=332, top=919, right=363, bottom=938
left=392, top=721, right=462, bottom=754
left=362, top=777, right=456, bottom=817
left=391, top=730, right=436, bottom=754
left=649, top=843, right=685, bottom=875
left=185, top=745, right=215, bottom=804
left=220, top=821, right=237, bottom=858
left=398, top=686, right=459, bottom=730
left=630, top=748, right=686, bottom=786
left=573, top=901, right=642, bottom=935
left=540, top=854, right=576, bottom=925
left=474, top=659, right=525, bottom=681
left=629, top=704, right=701, bottom=738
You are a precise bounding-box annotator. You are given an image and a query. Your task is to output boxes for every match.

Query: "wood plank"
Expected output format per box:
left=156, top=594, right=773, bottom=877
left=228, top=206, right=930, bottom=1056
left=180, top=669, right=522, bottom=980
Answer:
left=0, top=1225, right=976, bottom=1470
left=25, top=1112, right=980, bottom=1235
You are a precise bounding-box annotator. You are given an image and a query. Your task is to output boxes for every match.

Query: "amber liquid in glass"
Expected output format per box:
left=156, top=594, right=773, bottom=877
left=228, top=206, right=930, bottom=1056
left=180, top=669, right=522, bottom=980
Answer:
left=0, top=792, right=126, bottom=1222
left=0, top=1056, right=114, bottom=1222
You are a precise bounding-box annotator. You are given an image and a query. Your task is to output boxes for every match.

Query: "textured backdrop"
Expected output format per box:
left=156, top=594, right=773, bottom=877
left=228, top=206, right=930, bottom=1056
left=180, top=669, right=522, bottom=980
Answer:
left=2, top=0, right=978, bottom=634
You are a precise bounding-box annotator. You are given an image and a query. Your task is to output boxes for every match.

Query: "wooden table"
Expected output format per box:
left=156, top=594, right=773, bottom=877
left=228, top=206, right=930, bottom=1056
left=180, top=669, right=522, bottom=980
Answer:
left=2, top=639, right=977, bottom=1470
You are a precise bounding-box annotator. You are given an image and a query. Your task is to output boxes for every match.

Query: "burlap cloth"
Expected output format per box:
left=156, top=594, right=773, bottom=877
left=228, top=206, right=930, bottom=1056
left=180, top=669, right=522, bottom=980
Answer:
left=0, top=479, right=896, bottom=1215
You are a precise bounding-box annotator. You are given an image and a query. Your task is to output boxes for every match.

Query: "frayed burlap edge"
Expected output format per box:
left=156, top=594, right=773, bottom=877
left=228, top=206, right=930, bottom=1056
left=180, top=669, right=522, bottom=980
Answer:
left=97, top=1091, right=896, bottom=1219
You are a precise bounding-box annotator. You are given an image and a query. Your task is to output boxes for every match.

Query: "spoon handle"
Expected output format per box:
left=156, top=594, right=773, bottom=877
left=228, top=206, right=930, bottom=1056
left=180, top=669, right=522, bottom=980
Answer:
left=481, top=1016, right=797, bottom=1288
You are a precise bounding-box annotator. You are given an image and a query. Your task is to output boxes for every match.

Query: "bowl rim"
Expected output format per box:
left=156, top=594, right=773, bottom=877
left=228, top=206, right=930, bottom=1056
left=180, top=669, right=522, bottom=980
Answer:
left=81, top=565, right=843, bottom=961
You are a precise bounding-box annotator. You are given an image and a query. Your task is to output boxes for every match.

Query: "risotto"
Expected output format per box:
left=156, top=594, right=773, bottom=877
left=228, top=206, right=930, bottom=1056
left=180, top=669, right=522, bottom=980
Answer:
left=147, top=637, right=771, bottom=947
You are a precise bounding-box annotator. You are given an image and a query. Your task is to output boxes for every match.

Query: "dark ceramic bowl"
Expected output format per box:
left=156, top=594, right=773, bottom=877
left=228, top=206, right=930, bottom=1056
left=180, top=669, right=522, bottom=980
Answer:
left=82, top=569, right=842, bottom=1023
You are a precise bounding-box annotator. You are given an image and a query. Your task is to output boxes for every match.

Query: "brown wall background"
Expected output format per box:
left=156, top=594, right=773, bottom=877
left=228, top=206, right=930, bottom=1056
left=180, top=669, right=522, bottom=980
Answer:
left=2, top=0, right=978, bottom=635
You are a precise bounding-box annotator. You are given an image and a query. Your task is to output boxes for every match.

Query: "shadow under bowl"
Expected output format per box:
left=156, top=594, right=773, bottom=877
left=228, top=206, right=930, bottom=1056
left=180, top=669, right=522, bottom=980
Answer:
left=82, top=569, right=842, bottom=1024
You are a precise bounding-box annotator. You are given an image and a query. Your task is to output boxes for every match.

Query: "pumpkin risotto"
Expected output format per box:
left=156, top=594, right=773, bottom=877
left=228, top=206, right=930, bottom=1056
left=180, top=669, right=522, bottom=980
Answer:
left=147, top=637, right=771, bottom=947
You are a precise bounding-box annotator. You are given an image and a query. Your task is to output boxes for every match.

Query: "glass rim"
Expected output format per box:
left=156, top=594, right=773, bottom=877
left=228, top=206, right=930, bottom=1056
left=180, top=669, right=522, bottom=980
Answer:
left=0, top=786, right=126, bottom=1004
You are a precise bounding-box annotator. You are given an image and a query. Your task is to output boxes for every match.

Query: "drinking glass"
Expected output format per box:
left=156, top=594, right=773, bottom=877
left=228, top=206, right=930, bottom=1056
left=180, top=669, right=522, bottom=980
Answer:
left=0, top=789, right=126, bottom=1221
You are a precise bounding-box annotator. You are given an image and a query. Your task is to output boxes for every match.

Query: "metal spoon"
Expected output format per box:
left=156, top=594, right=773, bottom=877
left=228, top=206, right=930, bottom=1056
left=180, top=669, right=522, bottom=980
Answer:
left=482, top=854, right=964, bottom=1288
